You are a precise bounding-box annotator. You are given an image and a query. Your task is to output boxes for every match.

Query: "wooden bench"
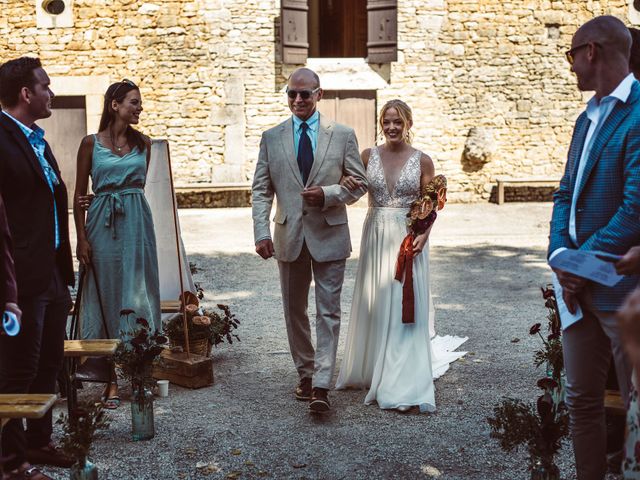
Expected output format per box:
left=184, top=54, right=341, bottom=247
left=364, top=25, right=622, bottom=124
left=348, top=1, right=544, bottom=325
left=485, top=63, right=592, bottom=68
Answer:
left=161, top=300, right=181, bottom=313
left=0, top=394, right=57, bottom=474
left=0, top=394, right=57, bottom=427
left=64, top=339, right=120, bottom=358
left=605, top=389, right=626, bottom=416
left=496, top=177, right=559, bottom=205
left=63, top=339, right=120, bottom=416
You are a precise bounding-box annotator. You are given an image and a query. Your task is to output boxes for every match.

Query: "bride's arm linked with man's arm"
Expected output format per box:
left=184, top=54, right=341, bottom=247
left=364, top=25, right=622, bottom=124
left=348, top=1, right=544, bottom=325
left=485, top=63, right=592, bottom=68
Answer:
left=319, top=129, right=368, bottom=209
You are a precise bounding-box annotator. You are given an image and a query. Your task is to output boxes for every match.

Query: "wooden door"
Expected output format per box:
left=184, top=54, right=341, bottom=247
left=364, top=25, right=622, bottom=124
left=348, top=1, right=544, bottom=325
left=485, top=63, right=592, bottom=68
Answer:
left=37, top=96, right=87, bottom=205
left=318, top=91, right=376, bottom=151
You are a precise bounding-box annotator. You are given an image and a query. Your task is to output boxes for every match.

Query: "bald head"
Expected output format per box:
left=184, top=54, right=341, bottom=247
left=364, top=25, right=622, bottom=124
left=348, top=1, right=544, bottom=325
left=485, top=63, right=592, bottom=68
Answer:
left=289, top=68, right=320, bottom=89
left=575, top=15, right=631, bottom=61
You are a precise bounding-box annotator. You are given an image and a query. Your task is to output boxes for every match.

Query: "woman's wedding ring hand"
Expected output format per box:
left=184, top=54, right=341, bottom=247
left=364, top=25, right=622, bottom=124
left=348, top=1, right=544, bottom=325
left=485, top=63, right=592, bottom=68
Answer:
left=340, top=175, right=361, bottom=191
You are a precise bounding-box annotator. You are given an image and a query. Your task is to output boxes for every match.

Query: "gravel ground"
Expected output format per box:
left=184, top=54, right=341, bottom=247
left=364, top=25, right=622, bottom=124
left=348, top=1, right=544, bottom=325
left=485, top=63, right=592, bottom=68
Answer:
left=39, top=203, right=622, bottom=480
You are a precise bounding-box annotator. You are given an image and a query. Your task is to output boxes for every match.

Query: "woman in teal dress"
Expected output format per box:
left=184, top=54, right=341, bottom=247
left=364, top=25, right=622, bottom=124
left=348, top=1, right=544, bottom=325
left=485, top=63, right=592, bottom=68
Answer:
left=73, top=79, right=160, bottom=408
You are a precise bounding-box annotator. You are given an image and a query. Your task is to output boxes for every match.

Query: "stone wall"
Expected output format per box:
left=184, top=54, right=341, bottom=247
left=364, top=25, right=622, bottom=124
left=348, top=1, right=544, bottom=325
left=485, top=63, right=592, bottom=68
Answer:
left=0, top=0, right=633, bottom=202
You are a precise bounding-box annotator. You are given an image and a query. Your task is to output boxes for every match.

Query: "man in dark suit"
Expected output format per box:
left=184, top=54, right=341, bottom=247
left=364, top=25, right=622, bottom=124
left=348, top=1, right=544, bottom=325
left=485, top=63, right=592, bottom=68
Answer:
left=0, top=57, right=74, bottom=479
left=0, top=193, right=20, bottom=335
left=548, top=16, right=640, bottom=480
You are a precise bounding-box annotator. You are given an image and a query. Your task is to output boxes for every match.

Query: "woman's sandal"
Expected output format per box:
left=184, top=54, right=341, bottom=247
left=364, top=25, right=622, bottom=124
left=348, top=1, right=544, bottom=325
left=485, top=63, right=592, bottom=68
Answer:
left=101, top=382, right=120, bottom=410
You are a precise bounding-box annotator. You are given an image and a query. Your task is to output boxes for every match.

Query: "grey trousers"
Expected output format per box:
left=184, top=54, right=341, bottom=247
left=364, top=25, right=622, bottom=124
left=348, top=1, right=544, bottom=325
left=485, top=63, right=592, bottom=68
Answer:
left=562, top=294, right=632, bottom=480
left=278, top=243, right=346, bottom=390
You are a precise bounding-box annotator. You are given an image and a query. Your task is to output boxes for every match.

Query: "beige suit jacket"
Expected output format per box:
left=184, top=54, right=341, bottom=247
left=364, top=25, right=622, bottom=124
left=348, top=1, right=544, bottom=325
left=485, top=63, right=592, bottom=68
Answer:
left=252, top=114, right=368, bottom=263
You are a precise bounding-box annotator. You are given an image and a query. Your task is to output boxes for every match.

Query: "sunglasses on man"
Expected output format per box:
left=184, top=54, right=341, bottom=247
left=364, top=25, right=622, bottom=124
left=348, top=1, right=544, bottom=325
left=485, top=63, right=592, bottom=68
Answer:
left=286, top=87, right=320, bottom=100
left=565, top=42, right=601, bottom=65
left=112, top=79, right=137, bottom=98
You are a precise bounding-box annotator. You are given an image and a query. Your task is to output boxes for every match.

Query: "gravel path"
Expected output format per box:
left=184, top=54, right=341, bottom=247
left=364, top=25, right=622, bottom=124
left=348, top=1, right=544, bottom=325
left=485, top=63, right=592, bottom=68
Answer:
left=40, top=203, right=621, bottom=479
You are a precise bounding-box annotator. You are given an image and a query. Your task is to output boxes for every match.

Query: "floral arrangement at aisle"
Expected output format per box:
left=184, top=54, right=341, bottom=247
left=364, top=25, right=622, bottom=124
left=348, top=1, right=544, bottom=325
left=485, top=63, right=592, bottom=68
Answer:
left=56, top=400, right=109, bottom=480
left=487, top=285, right=569, bottom=480
left=531, top=286, right=563, bottom=392
left=164, top=292, right=240, bottom=357
left=113, top=310, right=167, bottom=441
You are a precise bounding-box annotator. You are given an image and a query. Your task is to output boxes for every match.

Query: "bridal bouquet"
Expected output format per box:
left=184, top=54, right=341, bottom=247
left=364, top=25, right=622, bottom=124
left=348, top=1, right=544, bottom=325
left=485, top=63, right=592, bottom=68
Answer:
left=395, top=175, right=447, bottom=323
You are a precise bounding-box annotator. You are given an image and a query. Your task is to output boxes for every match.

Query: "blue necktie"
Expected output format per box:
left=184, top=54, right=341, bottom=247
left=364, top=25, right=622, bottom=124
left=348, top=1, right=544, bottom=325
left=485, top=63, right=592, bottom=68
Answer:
left=297, top=122, right=313, bottom=185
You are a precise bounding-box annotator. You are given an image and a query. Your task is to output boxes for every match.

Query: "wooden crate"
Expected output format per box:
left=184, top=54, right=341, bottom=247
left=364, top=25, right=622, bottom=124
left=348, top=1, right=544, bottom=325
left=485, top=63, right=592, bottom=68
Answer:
left=153, top=349, right=213, bottom=389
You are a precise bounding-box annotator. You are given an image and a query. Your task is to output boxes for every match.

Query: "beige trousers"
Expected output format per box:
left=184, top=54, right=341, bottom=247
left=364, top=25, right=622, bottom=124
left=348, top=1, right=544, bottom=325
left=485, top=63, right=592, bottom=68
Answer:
left=277, top=242, right=346, bottom=389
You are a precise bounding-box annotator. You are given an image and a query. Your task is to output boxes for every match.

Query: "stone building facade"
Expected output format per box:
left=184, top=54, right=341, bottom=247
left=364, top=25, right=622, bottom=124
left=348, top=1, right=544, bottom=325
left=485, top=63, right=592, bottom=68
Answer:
left=0, top=0, right=638, bottom=202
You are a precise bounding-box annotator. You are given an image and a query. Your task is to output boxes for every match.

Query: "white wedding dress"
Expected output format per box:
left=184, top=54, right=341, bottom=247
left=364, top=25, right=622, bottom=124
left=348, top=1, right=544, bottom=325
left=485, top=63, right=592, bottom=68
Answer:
left=336, top=147, right=467, bottom=412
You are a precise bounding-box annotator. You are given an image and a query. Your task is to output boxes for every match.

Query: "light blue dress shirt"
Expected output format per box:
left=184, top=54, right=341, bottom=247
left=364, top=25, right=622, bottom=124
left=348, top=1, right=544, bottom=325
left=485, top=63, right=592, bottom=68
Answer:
left=293, top=110, right=319, bottom=156
left=3, top=111, right=60, bottom=249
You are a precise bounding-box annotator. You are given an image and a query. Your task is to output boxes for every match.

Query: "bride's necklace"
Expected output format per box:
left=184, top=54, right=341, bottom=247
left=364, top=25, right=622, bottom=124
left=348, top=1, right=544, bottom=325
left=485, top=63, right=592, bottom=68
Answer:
left=110, top=129, right=127, bottom=153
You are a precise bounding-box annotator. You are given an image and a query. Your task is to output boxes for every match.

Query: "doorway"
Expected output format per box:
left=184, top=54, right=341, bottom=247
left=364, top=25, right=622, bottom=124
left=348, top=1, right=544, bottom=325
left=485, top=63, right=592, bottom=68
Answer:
left=318, top=90, right=376, bottom=150
left=38, top=95, right=87, bottom=205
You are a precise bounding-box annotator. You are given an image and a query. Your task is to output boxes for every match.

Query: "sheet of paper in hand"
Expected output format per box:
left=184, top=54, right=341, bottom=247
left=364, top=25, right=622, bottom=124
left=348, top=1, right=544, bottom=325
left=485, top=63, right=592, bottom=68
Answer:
left=551, top=272, right=583, bottom=330
left=548, top=249, right=624, bottom=287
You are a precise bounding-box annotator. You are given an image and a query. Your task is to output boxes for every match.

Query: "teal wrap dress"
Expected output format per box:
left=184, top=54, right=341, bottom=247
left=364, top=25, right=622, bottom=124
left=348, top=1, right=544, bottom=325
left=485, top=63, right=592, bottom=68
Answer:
left=80, top=135, right=161, bottom=339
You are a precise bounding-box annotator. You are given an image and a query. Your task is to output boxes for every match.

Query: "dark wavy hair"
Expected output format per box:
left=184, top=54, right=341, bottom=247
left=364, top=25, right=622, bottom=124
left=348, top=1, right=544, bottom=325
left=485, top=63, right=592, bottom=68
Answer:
left=0, top=57, right=43, bottom=108
left=98, top=81, right=146, bottom=152
left=630, top=27, right=640, bottom=78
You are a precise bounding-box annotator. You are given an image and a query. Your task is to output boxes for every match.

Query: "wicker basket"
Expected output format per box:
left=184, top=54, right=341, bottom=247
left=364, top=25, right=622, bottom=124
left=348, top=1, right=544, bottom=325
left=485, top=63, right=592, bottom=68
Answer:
left=170, top=336, right=211, bottom=357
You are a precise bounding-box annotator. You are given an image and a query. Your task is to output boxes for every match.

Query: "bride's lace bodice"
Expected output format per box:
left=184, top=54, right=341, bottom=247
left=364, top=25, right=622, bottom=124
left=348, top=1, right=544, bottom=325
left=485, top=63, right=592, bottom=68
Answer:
left=367, top=146, right=421, bottom=208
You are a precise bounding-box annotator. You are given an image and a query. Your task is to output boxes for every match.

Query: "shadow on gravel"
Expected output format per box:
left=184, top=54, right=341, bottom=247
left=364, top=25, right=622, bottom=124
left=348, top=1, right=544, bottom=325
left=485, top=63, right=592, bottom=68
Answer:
left=55, top=243, right=569, bottom=480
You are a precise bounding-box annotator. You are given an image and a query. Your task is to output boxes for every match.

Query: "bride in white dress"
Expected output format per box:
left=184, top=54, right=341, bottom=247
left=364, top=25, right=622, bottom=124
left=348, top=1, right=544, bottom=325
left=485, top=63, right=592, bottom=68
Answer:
left=336, top=99, right=467, bottom=413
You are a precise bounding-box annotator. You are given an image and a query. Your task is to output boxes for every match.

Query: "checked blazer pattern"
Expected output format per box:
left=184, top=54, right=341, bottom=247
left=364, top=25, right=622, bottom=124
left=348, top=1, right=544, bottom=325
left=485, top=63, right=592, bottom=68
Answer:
left=549, top=80, right=640, bottom=311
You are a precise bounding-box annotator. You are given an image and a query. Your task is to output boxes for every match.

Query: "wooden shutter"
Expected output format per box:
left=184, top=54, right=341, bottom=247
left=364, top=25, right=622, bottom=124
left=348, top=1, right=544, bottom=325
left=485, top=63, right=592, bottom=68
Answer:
left=281, top=0, right=309, bottom=64
left=367, top=0, right=397, bottom=63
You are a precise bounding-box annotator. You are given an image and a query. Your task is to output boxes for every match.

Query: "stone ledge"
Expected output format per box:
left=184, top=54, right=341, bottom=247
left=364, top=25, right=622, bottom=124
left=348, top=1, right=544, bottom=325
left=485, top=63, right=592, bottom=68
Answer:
left=176, top=184, right=251, bottom=208
left=488, top=185, right=556, bottom=204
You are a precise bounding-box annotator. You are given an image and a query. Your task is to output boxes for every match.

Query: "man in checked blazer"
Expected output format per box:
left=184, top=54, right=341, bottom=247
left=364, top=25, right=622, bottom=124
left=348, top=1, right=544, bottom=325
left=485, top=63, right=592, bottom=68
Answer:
left=252, top=68, right=367, bottom=413
left=548, top=17, right=640, bottom=479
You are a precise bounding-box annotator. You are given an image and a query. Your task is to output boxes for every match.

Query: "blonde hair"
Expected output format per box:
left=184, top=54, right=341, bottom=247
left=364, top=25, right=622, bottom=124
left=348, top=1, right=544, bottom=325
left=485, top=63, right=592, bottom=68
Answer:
left=378, top=99, right=414, bottom=144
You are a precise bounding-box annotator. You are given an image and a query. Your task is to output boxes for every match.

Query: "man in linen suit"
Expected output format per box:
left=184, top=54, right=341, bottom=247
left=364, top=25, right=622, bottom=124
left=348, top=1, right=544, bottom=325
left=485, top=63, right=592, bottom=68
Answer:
left=252, top=68, right=367, bottom=413
left=0, top=57, right=74, bottom=478
left=548, top=17, right=640, bottom=479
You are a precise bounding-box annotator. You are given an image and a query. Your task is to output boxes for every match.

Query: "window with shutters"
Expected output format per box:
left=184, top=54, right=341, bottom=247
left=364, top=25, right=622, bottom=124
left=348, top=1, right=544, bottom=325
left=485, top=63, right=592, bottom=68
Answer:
left=281, top=0, right=397, bottom=64
left=308, top=0, right=367, bottom=58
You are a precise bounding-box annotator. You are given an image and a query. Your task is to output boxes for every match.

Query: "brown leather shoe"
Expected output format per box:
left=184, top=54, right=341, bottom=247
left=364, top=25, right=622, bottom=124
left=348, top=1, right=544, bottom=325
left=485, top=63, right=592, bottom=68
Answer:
left=309, top=387, right=331, bottom=413
left=26, top=444, right=74, bottom=468
left=295, top=377, right=312, bottom=401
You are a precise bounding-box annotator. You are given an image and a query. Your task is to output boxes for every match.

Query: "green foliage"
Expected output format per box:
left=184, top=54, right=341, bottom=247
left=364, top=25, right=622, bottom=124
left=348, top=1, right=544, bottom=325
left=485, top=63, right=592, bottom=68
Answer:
left=56, top=400, right=109, bottom=466
left=488, top=396, right=569, bottom=470
left=487, top=285, right=570, bottom=472
left=114, top=311, right=167, bottom=404
left=532, top=286, right=564, bottom=386
left=209, top=304, right=240, bottom=347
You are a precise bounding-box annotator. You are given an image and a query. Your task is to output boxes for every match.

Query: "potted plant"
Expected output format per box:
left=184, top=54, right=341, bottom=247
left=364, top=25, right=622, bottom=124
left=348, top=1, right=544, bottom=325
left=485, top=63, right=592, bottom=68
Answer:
left=164, top=301, right=240, bottom=357
left=487, top=285, right=569, bottom=479
left=531, top=286, right=564, bottom=402
left=488, top=382, right=569, bottom=479
left=113, top=310, right=167, bottom=441
left=56, top=400, right=109, bottom=480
